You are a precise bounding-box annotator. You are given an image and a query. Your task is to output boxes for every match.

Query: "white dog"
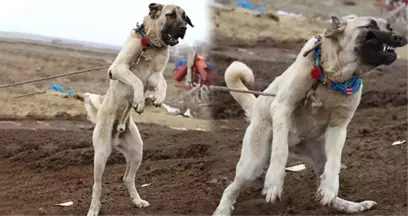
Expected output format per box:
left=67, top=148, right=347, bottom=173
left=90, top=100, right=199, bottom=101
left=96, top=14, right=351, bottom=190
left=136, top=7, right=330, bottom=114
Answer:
left=83, top=3, right=193, bottom=216
left=213, top=16, right=407, bottom=215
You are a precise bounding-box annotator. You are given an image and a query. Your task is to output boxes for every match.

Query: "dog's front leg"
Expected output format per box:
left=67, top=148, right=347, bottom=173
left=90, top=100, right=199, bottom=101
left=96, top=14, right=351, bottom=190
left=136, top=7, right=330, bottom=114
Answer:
left=146, top=72, right=167, bottom=107
left=262, top=102, right=292, bottom=203
left=317, top=123, right=347, bottom=206
left=109, top=64, right=145, bottom=114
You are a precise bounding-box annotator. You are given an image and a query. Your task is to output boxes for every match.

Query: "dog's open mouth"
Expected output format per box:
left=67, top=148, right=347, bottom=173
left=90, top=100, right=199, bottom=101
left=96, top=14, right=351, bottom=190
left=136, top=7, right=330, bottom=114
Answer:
left=163, top=33, right=180, bottom=46
left=365, top=31, right=397, bottom=54
left=381, top=44, right=396, bottom=52
left=359, top=30, right=406, bottom=65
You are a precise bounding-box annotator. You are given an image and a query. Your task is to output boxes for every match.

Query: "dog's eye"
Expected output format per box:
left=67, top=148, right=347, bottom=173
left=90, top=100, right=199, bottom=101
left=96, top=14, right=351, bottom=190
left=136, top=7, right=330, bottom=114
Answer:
left=166, top=11, right=177, bottom=18
left=366, top=20, right=380, bottom=30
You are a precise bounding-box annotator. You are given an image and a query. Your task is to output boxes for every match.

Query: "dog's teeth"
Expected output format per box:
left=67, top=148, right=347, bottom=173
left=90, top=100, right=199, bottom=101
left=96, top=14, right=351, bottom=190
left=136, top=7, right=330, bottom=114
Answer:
left=385, top=45, right=395, bottom=51
left=383, top=45, right=387, bottom=51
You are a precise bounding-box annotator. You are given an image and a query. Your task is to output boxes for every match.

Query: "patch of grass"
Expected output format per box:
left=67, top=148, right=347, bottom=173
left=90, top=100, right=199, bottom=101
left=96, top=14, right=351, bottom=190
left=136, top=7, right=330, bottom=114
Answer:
left=212, top=7, right=326, bottom=46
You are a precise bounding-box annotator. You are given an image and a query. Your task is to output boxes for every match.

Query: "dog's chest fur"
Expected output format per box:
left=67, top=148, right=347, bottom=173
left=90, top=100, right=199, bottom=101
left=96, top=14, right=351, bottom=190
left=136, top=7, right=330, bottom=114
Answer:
left=291, top=83, right=362, bottom=141
left=130, top=47, right=170, bottom=87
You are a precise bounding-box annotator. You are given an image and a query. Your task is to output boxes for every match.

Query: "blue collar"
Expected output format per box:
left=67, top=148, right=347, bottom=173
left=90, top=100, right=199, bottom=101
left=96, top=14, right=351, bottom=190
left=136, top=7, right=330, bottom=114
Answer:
left=134, top=23, right=154, bottom=48
left=311, top=41, right=362, bottom=95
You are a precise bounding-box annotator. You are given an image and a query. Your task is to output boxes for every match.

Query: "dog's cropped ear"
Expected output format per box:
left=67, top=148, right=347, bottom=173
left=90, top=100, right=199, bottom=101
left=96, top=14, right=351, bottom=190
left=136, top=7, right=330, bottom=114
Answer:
left=185, top=15, right=194, bottom=27
left=149, top=3, right=163, bottom=19
left=324, top=16, right=346, bottom=39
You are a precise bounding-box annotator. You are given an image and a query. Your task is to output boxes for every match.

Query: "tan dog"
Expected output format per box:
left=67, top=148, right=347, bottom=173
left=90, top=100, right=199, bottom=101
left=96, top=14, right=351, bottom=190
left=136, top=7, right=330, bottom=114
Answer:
left=84, top=3, right=193, bottom=216
left=213, top=16, right=407, bottom=215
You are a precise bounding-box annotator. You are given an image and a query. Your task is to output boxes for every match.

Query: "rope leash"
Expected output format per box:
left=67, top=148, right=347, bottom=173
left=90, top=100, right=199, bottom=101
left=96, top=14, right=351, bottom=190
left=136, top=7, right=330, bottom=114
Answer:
left=0, top=65, right=110, bottom=89
left=178, top=82, right=276, bottom=105
left=0, top=65, right=276, bottom=99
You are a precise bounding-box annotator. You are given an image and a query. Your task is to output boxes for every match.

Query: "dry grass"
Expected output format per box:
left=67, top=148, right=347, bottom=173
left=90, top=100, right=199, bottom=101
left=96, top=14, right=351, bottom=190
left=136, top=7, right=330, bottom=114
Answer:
left=212, top=7, right=326, bottom=46
left=0, top=38, right=212, bottom=130
left=212, top=0, right=406, bottom=46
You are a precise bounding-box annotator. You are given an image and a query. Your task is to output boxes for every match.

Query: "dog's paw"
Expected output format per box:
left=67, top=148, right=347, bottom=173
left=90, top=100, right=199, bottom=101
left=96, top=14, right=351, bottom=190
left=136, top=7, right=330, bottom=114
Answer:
left=213, top=205, right=234, bottom=216
left=148, top=93, right=164, bottom=107
left=86, top=202, right=101, bottom=216
left=132, top=198, right=150, bottom=208
left=262, top=171, right=284, bottom=203
left=332, top=198, right=377, bottom=213
left=355, top=200, right=377, bottom=212
left=344, top=200, right=377, bottom=213
left=132, top=94, right=145, bottom=114
left=316, top=172, right=339, bottom=206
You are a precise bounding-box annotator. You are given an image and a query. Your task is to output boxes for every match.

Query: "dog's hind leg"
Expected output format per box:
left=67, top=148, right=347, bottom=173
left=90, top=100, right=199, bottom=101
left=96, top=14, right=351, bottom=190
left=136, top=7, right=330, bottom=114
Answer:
left=87, top=123, right=114, bottom=216
left=116, top=119, right=150, bottom=208
left=291, top=138, right=377, bottom=213
left=213, top=121, right=271, bottom=216
left=115, top=145, right=130, bottom=182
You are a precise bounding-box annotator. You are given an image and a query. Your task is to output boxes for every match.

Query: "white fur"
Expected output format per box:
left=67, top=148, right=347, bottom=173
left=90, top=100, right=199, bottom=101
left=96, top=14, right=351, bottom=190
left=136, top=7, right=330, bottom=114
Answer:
left=211, top=16, right=400, bottom=216
left=84, top=4, right=189, bottom=216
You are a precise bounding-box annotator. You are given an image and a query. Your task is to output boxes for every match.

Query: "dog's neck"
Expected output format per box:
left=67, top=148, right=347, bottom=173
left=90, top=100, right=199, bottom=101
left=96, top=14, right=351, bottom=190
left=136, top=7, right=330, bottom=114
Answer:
left=319, top=37, right=357, bottom=83
left=133, top=17, right=167, bottom=48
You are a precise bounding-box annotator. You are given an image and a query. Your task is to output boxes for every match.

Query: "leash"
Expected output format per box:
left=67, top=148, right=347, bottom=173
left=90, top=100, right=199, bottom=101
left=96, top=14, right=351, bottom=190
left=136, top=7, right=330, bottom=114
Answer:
left=209, top=85, right=276, bottom=97
left=0, top=65, right=110, bottom=89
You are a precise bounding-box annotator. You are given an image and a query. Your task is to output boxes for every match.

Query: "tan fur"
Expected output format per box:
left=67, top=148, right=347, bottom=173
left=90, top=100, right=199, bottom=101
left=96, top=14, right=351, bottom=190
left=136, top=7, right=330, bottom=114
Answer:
left=213, top=16, right=406, bottom=216
left=85, top=4, right=192, bottom=216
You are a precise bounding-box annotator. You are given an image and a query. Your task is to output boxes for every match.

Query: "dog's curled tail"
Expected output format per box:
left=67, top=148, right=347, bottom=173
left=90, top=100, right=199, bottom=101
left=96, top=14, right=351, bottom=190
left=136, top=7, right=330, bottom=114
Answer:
left=83, top=92, right=103, bottom=124
left=225, top=61, right=256, bottom=119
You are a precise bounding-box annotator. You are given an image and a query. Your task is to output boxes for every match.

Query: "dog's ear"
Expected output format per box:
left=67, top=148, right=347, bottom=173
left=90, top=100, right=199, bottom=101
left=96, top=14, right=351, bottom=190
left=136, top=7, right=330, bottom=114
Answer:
left=185, top=15, right=194, bottom=27
left=148, top=3, right=163, bottom=19
left=324, top=16, right=346, bottom=39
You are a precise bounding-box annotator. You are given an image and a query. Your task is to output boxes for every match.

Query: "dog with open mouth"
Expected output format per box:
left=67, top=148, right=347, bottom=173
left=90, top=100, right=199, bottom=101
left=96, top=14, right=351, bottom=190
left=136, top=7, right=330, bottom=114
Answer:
left=213, top=16, right=407, bottom=216
left=83, top=3, right=193, bottom=216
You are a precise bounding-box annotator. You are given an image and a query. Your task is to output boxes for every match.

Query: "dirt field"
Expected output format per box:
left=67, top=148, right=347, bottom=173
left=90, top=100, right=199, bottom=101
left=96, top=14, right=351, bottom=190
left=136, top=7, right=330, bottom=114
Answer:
left=0, top=106, right=406, bottom=215
left=1, top=1, right=407, bottom=215
left=0, top=42, right=406, bottom=215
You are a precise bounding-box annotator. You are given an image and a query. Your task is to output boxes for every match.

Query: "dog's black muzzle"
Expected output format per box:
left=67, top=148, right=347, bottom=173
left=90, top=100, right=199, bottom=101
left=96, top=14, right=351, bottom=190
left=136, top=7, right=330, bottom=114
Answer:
left=366, top=29, right=408, bottom=48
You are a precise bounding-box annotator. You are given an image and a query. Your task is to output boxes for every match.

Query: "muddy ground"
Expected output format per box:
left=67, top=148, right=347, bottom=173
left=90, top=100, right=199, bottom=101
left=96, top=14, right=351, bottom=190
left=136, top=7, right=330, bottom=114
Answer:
left=1, top=38, right=407, bottom=215
left=0, top=108, right=406, bottom=215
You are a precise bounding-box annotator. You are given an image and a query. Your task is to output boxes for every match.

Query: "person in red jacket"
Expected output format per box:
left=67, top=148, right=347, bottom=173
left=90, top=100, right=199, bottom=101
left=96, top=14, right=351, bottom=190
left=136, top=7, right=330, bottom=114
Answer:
left=173, top=49, right=214, bottom=90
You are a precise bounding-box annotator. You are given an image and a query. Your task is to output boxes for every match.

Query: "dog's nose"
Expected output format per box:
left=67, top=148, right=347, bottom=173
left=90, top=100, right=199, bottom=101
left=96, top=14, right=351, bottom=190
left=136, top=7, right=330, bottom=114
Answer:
left=391, top=33, right=408, bottom=47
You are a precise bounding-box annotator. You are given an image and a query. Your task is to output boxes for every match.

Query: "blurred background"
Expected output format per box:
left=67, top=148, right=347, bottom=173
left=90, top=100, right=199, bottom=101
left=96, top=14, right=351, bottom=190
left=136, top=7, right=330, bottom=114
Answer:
left=0, top=0, right=407, bottom=215
left=0, top=0, right=213, bottom=125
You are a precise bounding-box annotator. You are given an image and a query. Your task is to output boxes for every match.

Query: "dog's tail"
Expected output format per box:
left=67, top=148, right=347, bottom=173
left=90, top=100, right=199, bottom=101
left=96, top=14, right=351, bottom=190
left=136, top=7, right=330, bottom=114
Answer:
left=83, top=92, right=104, bottom=124
left=224, top=61, right=256, bottom=119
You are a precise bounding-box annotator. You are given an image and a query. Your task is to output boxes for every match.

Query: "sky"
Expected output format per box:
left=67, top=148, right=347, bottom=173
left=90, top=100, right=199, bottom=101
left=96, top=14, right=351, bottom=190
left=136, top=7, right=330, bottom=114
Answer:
left=0, top=0, right=212, bottom=46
